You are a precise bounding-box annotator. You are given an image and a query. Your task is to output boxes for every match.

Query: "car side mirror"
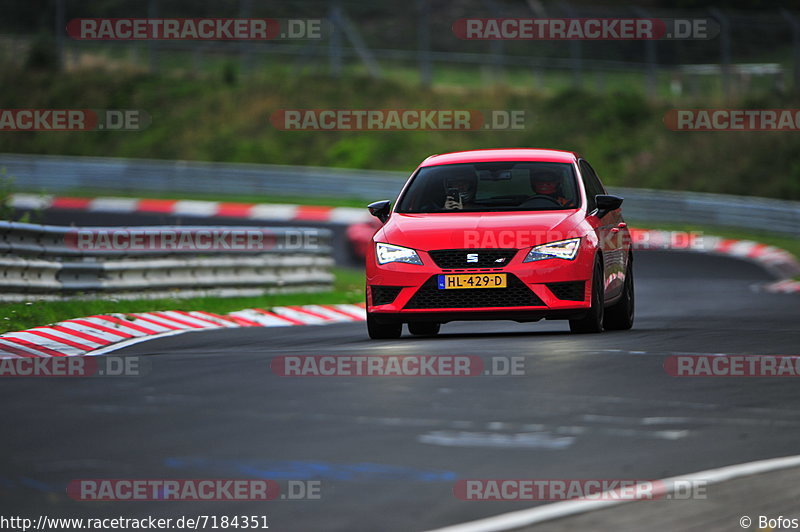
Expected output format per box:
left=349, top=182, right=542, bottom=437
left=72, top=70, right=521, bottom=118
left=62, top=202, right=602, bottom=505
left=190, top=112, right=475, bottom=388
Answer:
left=595, top=195, right=623, bottom=218
left=368, top=200, right=392, bottom=223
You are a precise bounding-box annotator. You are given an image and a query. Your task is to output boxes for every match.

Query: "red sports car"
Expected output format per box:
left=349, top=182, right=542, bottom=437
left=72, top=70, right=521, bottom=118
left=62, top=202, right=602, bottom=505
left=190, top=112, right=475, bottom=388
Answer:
left=364, top=148, right=634, bottom=339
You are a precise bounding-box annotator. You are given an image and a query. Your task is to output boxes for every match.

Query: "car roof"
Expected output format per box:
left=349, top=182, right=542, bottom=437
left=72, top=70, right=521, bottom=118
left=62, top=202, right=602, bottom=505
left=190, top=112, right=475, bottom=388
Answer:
left=420, top=148, right=580, bottom=167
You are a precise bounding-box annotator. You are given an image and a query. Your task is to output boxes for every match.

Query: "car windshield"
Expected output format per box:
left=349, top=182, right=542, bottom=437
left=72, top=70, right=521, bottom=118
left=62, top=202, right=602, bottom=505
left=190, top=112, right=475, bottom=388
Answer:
left=395, top=161, right=580, bottom=213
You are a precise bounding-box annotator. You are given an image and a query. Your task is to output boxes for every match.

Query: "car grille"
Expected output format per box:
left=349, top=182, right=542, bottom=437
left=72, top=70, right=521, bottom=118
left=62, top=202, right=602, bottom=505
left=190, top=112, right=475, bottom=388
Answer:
left=405, top=275, right=544, bottom=309
left=428, top=248, right=518, bottom=269
left=370, top=286, right=403, bottom=306
left=546, top=281, right=586, bottom=301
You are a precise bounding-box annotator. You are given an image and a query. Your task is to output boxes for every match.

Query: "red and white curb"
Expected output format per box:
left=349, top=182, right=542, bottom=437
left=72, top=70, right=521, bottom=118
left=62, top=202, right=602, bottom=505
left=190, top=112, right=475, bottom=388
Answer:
left=0, top=303, right=366, bottom=359
left=10, top=193, right=372, bottom=225
left=763, top=279, right=800, bottom=294
left=631, top=229, right=800, bottom=293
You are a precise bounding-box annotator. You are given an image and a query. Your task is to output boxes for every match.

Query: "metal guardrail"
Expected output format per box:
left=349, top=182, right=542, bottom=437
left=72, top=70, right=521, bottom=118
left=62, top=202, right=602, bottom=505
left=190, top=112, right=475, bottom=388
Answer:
left=2, top=153, right=405, bottom=202
left=611, top=186, right=800, bottom=236
left=5, top=153, right=800, bottom=236
left=0, top=221, right=334, bottom=301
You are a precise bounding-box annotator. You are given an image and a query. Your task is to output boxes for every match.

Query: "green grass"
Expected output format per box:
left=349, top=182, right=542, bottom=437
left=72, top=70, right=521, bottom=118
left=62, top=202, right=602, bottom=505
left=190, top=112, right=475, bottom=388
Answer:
left=0, top=267, right=365, bottom=335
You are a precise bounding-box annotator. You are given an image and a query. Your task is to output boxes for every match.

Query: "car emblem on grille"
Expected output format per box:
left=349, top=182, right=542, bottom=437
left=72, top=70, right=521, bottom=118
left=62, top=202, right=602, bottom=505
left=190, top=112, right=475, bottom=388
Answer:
left=466, top=253, right=479, bottom=263
left=495, top=258, right=506, bottom=263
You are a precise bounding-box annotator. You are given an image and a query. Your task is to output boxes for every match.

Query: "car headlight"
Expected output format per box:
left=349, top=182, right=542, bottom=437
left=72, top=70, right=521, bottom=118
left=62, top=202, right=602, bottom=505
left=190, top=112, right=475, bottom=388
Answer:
left=376, top=243, right=423, bottom=265
left=523, top=238, right=581, bottom=262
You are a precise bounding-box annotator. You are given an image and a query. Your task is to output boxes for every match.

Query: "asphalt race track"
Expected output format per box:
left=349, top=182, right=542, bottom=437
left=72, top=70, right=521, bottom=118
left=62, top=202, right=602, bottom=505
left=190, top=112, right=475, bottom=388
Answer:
left=3, top=229, right=800, bottom=531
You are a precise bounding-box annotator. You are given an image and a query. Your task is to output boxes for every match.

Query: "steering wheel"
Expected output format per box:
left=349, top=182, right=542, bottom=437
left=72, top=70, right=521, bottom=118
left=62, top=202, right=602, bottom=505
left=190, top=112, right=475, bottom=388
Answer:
left=521, top=194, right=563, bottom=207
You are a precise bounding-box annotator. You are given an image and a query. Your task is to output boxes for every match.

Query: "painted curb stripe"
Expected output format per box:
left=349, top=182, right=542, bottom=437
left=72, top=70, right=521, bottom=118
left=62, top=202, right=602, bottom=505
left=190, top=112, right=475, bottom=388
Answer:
left=11, top=194, right=370, bottom=223
left=0, top=304, right=368, bottom=359
left=0, top=340, right=42, bottom=358
left=91, top=315, right=156, bottom=336
left=1, top=337, right=66, bottom=357
left=50, top=324, right=111, bottom=345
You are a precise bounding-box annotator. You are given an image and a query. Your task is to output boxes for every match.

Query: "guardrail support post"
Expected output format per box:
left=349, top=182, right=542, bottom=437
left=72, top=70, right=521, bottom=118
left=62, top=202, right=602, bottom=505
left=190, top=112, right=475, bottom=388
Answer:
left=417, top=0, right=432, bottom=88
left=782, top=9, right=800, bottom=92
left=709, top=8, right=731, bottom=101
left=147, top=0, right=159, bottom=74
left=329, top=3, right=343, bottom=78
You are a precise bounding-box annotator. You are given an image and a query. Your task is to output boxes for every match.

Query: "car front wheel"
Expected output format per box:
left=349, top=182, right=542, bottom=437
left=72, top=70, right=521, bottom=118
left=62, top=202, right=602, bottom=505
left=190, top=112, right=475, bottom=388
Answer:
left=603, top=255, right=634, bottom=331
left=367, top=313, right=402, bottom=339
left=569, top=259, right=604, bottom=334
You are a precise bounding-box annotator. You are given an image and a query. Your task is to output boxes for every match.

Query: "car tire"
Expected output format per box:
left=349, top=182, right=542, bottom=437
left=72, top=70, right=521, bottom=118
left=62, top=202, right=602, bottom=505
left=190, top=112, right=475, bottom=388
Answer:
left=569, top=259, right=604, bottom=334
left=367, top=313, right=402, bottom=339
left=603, top=254, right=635, bottom=331
left=408, top=322, right=440, bottom=336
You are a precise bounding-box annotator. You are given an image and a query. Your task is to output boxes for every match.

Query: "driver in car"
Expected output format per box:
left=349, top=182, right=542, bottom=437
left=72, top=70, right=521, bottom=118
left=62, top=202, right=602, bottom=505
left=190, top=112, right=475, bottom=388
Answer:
left=530, top=170, right=576, bottom=208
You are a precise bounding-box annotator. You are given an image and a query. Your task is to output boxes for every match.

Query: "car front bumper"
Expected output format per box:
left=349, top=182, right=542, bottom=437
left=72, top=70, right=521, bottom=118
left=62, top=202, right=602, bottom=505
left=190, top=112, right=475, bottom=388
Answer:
left=366, top=245, right=595, bottom=321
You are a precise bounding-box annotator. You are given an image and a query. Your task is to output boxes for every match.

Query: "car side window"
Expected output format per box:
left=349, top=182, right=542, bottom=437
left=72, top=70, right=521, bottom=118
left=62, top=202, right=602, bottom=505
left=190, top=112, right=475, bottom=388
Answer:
left=579, top=160, right=604, bottom=212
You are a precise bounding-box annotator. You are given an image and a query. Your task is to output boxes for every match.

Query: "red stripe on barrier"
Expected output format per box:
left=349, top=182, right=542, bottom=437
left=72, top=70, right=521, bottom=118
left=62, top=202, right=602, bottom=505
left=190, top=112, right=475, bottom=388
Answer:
left=92, top=315, right=158, bottom=335
left=194, top=311, right=237, bottom=322
left=317, top=305, right=362, bottom=321
left=69, top=319, right=133, bottom=339
left=1, top=337, right=66, bottom=357
left=747, top=243, right=767, bottom=258
left=136, top=199, right=179, bottom=213
left=284, top=306, right=335, bottom=322
left=172, top=310, right=223, bottom=326
left=51, top=197, right=92, bottom=209
left=0, top=340, right=41, bottom=358
left=227, top=315, right=262, bottom=327
left=216, top=202, right=256, bottom=218
left=294, top=205, right=334, bottom=221
left=52, top=325, right=112, bottom=345
left=715, top=239, right=737, bottom=253
left=251, top=308, right=305, bottom=325
left=327, top=305, right=365, bottom=320
left=24, top=330, right=94, bottom=352
left=132, top=314, right=182, bottom=330
left=152, top=312, right=206, bottom=329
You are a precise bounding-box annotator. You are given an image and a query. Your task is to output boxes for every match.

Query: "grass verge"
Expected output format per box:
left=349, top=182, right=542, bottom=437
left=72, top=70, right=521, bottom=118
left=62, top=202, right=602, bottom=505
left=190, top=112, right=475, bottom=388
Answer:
left=0, top=267, right=365, bottom=335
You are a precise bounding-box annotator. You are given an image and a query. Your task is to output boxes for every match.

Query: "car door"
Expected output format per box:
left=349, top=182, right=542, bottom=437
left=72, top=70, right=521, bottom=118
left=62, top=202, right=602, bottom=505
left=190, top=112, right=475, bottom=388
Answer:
left=579, top=159, right=625, bottom=300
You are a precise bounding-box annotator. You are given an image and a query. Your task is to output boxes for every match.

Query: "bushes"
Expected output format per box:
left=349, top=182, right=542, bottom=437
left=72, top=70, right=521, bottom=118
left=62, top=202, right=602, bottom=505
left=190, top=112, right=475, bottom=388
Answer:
left=2, top=66, right=799, bottom=200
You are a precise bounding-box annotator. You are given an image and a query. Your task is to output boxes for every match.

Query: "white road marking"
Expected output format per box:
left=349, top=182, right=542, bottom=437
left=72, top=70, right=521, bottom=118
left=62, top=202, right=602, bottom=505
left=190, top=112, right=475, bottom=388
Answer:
left=425, top=454, right=800, bottom=532
left=418, top=430, right=576, bottom=450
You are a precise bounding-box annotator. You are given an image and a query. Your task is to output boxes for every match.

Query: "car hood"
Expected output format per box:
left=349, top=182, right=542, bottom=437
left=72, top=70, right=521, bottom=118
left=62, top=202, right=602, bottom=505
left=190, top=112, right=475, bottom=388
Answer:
left=376, top=211, right=585, bottom=251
